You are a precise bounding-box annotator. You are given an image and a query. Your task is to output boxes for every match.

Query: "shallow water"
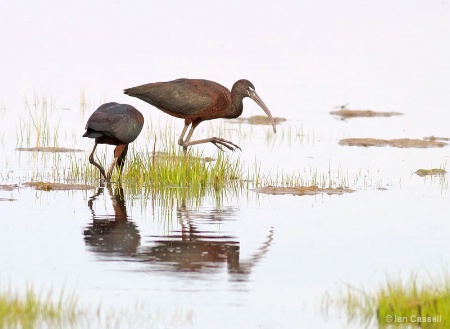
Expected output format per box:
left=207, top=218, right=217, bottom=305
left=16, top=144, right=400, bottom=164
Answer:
left=2, top=1, right=450, bottom=328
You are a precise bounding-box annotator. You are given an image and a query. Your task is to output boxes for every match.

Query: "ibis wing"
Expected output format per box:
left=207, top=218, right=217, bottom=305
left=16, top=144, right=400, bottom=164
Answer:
left=85, top=104, right=143, bottom=143
left=124, top=79, right=215, bottom=116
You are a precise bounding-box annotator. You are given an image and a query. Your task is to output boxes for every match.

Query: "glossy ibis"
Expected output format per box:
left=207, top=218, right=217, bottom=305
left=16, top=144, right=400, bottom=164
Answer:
left=83, top=102, right=144, bottom=181
left=124, top=79, right=276, bottom=154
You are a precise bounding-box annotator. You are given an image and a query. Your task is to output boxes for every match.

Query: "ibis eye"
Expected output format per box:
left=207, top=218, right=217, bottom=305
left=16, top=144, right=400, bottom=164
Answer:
left=247, top=87, right=254, bottom=97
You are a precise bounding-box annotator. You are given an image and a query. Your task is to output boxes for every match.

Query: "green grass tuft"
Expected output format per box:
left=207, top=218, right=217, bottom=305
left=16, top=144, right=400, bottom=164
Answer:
left=121, top=147, right=242, bottom=189
left=323, top=274, right=450, bottom=328
left=0, top=286, right=79, bottom=329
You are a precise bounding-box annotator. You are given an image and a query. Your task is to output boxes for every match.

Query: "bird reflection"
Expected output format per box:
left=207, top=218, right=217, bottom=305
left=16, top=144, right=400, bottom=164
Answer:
left=134, top=202, right=274, bottom=281
left=84, top=187, right=273, bottom=281
left=84, top=182, right=140, bottom=256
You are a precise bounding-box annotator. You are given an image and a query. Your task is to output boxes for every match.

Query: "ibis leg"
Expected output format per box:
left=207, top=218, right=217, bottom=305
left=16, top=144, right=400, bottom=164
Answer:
left=106, top=144, right=128, bottom=181
left=178, top=124, right=189, bottom=155
left=89, top=142, right=107, bottom=180
left=180, top=125, right=241, bottom=152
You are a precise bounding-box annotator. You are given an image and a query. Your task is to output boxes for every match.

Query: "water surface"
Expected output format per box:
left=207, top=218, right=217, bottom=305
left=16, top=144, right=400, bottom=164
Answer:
left=1, top=1, right=450, bottom=328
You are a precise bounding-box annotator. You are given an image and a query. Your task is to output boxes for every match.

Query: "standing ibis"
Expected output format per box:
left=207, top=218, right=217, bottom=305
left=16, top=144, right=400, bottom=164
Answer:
left=83, top=102, right=144, bottom=181
left=124, top=79, right=276, bottom=154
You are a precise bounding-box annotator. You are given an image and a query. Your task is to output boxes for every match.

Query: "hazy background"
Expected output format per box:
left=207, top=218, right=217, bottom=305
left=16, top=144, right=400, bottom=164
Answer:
left=2, top=0, right=450, bottom=119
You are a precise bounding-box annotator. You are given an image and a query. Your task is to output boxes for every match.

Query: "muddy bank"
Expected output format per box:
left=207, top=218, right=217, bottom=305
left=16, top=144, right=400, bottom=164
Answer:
left=339, top=138, right=447, bottom=148
left=253, top=186, right=355, bottom=196
left=330, top=109, right=403, bottom=119
left=16, top=147, right=83, bottom=153
left=23, top=182, right=96, bottom=191
left=232, top=115, right=287, bottom=126
left=0, top=184, right=18, bottom=191
left=0, top=197, right=16, bottom=202
left=151, top=151, right=215, bottom=162
left=414, top=169, right=447, bottom=177
left=424, top=136, right=450, bottom=142
left=0, top=184, right=19, bottom=201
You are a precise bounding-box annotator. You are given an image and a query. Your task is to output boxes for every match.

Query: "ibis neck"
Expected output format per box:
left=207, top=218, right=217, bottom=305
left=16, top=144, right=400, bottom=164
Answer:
left=228, top=94, right=244, bottom=119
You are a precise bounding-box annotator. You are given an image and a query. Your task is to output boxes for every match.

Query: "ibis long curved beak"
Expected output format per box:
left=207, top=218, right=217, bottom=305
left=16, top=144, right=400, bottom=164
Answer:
left=249, top=90, right=277, bottom=134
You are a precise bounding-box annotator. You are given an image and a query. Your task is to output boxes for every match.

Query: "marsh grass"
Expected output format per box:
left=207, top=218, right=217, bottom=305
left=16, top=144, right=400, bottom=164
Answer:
left=252, top=167, right=350, bottom=188
left=79, top=88, right=87, bottom=120
left=13, top=92, right=350, bottom=192
left=27, top=139, right=382, bottom=196
left=0, top=286, right=79, bottom=329
left=323, top=274, right=450, bottom=328
left=19, top=135, right=245, bottom=214
left=81, top=301, right=194, bottom=329
left=0, top=285, right=195, bottom=329
left=15, top=95, right=382, bottom=193
left=16, top=93, right=60, bottom=148
left=414, top=163, right=448, bottom=192
left=249, top=163, right=382, bottom=190
left=122, top=146, right=242, bottom=189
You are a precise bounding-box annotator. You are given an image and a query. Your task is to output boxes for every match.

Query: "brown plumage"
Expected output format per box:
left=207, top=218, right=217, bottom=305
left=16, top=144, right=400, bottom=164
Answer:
left=124, top=79, right=276, bottom=154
